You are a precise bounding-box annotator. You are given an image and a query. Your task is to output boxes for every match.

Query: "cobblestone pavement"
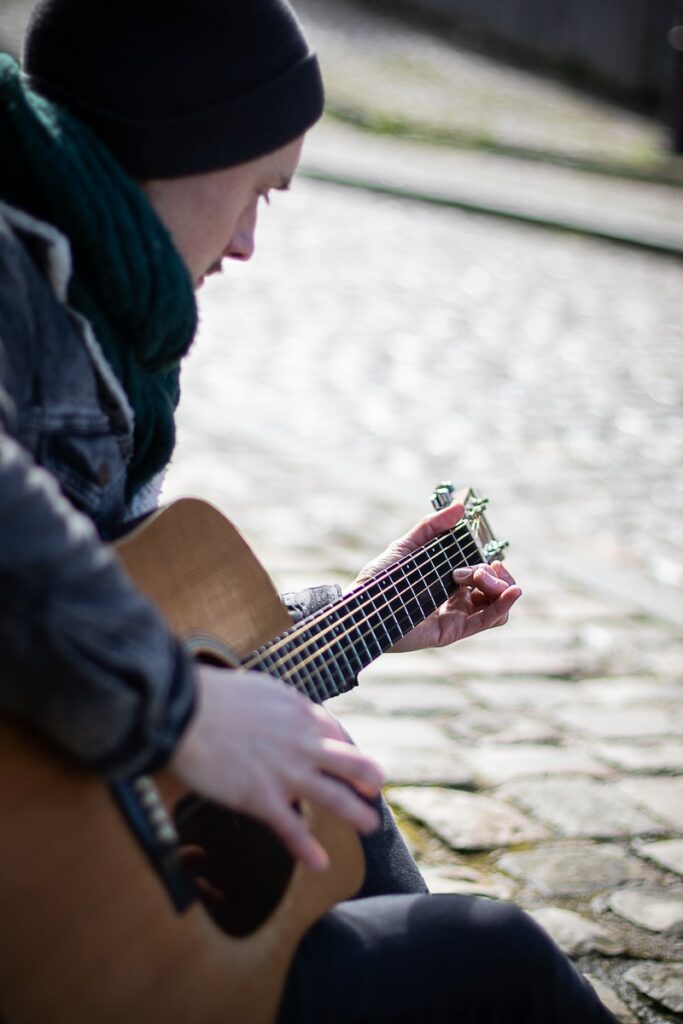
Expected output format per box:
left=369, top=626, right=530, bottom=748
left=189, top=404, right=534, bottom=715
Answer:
left=165, top=179, right=683, bottom=1022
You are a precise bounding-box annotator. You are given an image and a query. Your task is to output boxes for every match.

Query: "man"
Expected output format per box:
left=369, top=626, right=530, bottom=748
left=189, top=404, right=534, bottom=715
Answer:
left=0, top=1, right=617, bottom=1021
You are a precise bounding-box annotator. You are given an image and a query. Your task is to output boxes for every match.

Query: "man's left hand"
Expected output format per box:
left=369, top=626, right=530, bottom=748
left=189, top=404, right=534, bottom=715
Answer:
left=353, top=503, right=522, bottom=654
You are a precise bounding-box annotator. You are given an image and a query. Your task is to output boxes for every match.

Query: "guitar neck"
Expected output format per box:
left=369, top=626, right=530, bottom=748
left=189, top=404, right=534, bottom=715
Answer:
left=242, top=520, right=483, bottom=702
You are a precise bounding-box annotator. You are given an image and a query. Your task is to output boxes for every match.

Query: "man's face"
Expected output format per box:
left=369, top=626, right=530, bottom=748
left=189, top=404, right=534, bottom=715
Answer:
left=142, top=135, right=305, bottom=287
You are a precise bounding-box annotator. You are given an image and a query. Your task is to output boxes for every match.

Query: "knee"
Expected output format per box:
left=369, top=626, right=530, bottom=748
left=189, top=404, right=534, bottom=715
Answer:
left=469, top=899, right=559, bottom=974
left=435, top=896, right=564, bottom=986
left=455, top=899, right=605, bottom=1019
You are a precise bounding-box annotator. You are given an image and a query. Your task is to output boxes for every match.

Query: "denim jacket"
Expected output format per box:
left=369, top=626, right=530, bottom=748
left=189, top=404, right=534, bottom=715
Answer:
left=0, top=201, right=339, bottom=778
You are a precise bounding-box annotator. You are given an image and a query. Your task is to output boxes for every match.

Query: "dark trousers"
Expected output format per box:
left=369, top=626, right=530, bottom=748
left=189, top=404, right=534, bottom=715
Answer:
left=277, top=793, right=619, bottom=1024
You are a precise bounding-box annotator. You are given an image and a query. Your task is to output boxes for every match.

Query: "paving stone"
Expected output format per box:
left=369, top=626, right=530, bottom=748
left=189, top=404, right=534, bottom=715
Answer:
left=446, top=708, right=562, bottom=745
left=636, top=839, right=683, bottom=878
left=464, top=678, right=578, bottom=710
left=575, top=676, right=683, bottom=705
left=359, top=681, right=471, bottom=715
left=624, top=961, right=683, bottom=1015
left=468, top=744, right=612, bottom=785
left=360, top=651, right=451, bottom=681
left=583, top=975, right=638, bottom=1023
left=593, top=743, right=683, bottom=773
left=339, top=714, right=474, bottom=785
left=643, top=643, right=683, bottom=681
left=544, top=592, right=625, bottom=624
left=607, top=888, right=683, bottom=934
left=529, top=906, right=625, bottom=956
left=496, top=843, right=641, bottom=896
left=419, top=863, right=516, bottom=900
left=616, top=777, right=683, bottom=831
left=443, top=644, right=594, bottom=678
left=390, top=786, right=549, bottom=851
left=549, top=704, right=683, bottom=739
left=498, top=779, right=667, bottom=838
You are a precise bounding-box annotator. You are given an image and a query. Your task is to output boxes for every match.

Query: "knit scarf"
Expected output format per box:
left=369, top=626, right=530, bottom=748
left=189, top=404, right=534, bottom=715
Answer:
left=0, top=54, right=198, bottom=498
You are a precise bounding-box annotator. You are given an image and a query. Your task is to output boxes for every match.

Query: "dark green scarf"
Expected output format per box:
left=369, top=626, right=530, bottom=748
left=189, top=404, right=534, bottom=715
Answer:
left=0, top=54, right=198, bottom=498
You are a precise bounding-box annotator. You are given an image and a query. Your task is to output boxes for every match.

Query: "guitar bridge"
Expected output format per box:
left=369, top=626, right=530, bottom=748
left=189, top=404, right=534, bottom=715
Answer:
left=111, top=776, right=196, bottom=913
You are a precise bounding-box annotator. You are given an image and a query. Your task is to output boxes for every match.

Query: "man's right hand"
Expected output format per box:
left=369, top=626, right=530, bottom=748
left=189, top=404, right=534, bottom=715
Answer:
left=169, top=665, right=384, bottom=872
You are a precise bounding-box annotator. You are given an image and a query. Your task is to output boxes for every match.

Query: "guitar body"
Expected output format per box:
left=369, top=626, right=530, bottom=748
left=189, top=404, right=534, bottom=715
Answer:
left=0, top=499, right=364, bottom=1024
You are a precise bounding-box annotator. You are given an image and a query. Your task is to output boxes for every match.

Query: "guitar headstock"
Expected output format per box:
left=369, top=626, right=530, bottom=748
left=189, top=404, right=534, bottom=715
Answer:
left=430, top=482, right=508, bottom=564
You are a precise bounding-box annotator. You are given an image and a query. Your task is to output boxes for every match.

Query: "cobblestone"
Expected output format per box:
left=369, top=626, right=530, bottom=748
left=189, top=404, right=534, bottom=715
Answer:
left=528, top=907, right=625, bottom=956
left=445, top=707, right=564, bottom=744
left=390, top=785, right=549, bottom=849
left=498, top=779, right=668, bottom=838
left=419, top=862, right=517, bottom=900
left=584, top=976, right=639, bottom=1023
left=607, top=890, right=683, bottom=935
left=463, top=677, right=579, bottom=709
left=352, top=680, right=472, bottom=715
left=595, top=745, right=683, bottom=774
left=339, top=714, right=474, bottom=785
left=496, top=843, right=643, bottom=897
left=467, top=743, right=612, bottom=785
left=624, top=963, right=683, bottom=1016
left=616, top=779, right=683, bottom=832
left=637, top=840, right=683, bottom=878
left=549, top=706, right=683, bottom=741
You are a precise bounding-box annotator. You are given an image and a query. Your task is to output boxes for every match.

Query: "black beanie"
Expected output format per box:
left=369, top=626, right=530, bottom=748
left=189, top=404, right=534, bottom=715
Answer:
left=22, top=0, right=324, bottom=179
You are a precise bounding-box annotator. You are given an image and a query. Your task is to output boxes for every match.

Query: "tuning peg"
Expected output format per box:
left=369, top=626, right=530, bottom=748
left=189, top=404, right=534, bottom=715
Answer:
left=430, top=482, right=455, bottom=511
left=465, top=496, right=489, bottom=524
left=483, top=539, right=509, bottom=561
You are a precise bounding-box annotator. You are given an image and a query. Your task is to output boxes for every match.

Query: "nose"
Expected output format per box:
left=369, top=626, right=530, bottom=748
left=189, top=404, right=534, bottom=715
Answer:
left=225, top=230, right=255, bottom=262
left=225, top=203, right=257, bottom=262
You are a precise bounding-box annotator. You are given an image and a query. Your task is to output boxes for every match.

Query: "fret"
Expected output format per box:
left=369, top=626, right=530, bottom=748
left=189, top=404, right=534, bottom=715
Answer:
left=421, top=538, right=451, bottom=606
left=327, top=617, right=360, bottom=686
left=393, top=559, right=420, bottom=632
left=382, top=568, right=414, bottom=634
left=273, top=639, right=312, bottom=694
left=257, top=651, right=280, bottom=675
left=296, top=626, right=334, bottom=702
left=345, top=592, right=383, bottom=667
left=376, top=582, right=405, bottom=647
left=364, top=581, right=399, bottom=649
left=242, top=511, right=503, bottom=700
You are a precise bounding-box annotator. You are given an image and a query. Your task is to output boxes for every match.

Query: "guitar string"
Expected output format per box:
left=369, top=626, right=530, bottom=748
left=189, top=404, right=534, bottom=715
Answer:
left=245, top=530, right=483, bottom=693
left=276, top=534, right=481, bottom=694
left=276, top=534, right=481, bottom=699
left=247, top=529, right=481, bottom=689
left=241, top=524, right=478, bottom=676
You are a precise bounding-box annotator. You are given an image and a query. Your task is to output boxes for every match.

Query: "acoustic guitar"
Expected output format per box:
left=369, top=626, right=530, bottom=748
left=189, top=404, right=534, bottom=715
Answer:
left=0, top=484, right=504, bottom=1024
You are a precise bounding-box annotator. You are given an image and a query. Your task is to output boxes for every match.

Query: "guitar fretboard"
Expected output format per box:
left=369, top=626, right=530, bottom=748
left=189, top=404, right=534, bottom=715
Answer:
left=242, top=522, right=482, bottom=702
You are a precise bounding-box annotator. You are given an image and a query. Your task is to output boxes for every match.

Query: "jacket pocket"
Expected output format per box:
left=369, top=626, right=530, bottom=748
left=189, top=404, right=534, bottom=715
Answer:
left=36, top=416, right=127, bottom=521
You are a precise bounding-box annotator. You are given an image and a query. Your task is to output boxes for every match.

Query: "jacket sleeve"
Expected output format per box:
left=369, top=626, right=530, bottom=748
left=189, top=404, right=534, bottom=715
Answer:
left=280, top=584, right=343, bottom=624
left=0, top=268, right=196, bottom=781
left=0, top=426, right=197, bottom=778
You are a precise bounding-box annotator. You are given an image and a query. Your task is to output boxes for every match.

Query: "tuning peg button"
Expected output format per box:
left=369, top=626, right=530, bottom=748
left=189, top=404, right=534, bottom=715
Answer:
left=430, top=482, right=455, bottom=510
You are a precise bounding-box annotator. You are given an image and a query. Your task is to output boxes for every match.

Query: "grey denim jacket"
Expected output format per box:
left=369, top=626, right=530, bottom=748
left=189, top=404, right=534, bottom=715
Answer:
left=0, top=202, right=339, bottom=778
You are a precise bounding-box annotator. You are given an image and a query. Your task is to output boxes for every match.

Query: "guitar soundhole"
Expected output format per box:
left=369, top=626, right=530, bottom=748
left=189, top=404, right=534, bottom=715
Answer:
left=175, top=796, right=295, bottom=937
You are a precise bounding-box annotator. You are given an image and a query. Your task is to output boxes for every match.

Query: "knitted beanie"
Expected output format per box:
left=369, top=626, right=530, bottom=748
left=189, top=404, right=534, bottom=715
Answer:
left=22, top=0, right=324, bottom=179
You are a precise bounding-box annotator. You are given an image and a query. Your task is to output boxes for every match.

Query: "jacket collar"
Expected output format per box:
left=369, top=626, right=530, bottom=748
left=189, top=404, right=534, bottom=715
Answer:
left=0, top=200, right=73, bottom=302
